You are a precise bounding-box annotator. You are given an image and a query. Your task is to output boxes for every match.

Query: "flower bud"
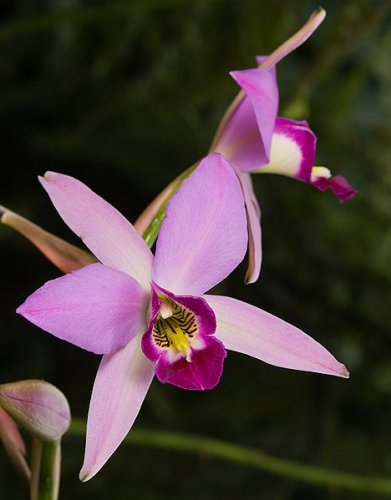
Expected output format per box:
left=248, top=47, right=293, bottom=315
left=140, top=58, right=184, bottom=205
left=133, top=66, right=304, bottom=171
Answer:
left=0, top=380, right=71, bottom=442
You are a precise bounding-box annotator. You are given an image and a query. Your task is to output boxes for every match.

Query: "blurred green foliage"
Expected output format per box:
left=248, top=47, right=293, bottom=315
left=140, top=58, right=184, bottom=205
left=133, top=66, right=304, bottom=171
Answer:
left=0, top=0, right=390, bottom=498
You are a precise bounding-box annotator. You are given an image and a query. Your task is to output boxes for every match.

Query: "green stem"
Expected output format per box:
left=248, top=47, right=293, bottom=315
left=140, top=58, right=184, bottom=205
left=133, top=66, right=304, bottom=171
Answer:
left=141, top=163, right=197, bottom=248
left=69, top=418, right=391, bottom=495
left=30, top=439, right=61, bottom=500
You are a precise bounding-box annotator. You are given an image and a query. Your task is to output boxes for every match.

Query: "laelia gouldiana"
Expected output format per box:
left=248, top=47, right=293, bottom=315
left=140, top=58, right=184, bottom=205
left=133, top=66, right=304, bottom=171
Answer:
left=17, top=153, right=348, bottom=480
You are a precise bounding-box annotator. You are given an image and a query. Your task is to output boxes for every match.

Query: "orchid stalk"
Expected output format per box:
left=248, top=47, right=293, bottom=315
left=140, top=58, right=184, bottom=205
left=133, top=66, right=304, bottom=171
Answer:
left=30, top=438, right=61, bottom=500
left=16, top=153, right=348, bottom=481
left=68, top=418, right=391, bottom=496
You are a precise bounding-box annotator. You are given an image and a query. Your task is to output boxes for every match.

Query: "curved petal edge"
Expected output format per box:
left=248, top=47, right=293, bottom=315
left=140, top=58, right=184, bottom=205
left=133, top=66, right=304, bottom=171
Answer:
left=204, top=294, right=349, bottom=378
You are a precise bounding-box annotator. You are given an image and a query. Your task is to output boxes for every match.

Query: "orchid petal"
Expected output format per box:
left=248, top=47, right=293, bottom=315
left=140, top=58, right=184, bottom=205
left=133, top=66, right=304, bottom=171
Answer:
left=17, top=263, right=148, bottom=355
left=80, top=336, right=154, bottom=481
left=238, top=173, right=262, bottom=284
left=153, top=153, right=247, bottom=295
left=205, top=295, right=349, bottom=378
left=214, top=67, right=278, bottom=172
left=255, top=117, right=316, bottom=181
left=0, top=205, right=96, bottom=273
left=39, top=172, right=153, bottom=290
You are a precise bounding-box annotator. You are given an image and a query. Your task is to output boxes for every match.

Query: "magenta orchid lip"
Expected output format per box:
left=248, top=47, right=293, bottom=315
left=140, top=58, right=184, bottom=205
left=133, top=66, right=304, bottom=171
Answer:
left=142, top=282, right=224, bottom=391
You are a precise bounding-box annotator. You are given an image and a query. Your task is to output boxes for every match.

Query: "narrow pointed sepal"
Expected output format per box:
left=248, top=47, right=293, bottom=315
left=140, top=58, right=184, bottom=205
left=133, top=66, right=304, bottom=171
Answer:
left=80, top=337, right=154, bottom=481
left=39, top=172, right=153, bottom=290
left=0, top=205, right=96, bottom=273
left=205, top=295, right=349, bottom=378
left=258, top=8, right=326, bottom=70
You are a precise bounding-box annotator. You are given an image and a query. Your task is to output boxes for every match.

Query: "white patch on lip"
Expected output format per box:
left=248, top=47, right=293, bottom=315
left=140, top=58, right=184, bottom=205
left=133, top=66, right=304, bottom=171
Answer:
left=254, top=133, right=302, bottom=177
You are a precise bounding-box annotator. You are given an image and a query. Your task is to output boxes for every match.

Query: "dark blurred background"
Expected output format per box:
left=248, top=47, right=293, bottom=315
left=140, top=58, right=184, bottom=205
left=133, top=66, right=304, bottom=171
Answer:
left=1, top=0, right=391, bottom=498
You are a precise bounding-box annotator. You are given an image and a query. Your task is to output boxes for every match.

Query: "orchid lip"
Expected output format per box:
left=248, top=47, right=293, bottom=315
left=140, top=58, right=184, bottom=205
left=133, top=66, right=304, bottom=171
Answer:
left=143, top=282, right=216, bottom=362
left=141, top=283, right=225, bottom=391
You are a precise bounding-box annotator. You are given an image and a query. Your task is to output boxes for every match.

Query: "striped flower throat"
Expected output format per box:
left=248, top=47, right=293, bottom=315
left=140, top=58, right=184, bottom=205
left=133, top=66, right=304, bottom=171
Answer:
left=141, top=283, right=226, bottom=390
left=152, top=296, right=197, bottom=361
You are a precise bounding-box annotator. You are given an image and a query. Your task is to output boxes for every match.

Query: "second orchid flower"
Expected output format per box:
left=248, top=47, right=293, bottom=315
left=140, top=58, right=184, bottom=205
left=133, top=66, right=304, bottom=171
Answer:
left=211, top=9, right=356, bottom=283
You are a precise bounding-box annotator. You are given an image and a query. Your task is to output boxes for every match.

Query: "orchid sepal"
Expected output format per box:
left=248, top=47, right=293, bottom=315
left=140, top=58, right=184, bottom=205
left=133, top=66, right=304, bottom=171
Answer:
left=205, top=294, right=349, bottom=378
left=39, top=171, right=154, bottom=291
left=79, top=336, right=155, bottom=482
left=0, top=205, right=96, bottom=273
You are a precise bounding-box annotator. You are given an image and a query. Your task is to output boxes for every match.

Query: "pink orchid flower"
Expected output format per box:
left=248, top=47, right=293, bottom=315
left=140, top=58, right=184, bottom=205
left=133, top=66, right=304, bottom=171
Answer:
left=214, top=61, right=357, bottom=201
left=17, top=153, right=348, bottom=480
left=211, top=10, right=356, bottom=283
